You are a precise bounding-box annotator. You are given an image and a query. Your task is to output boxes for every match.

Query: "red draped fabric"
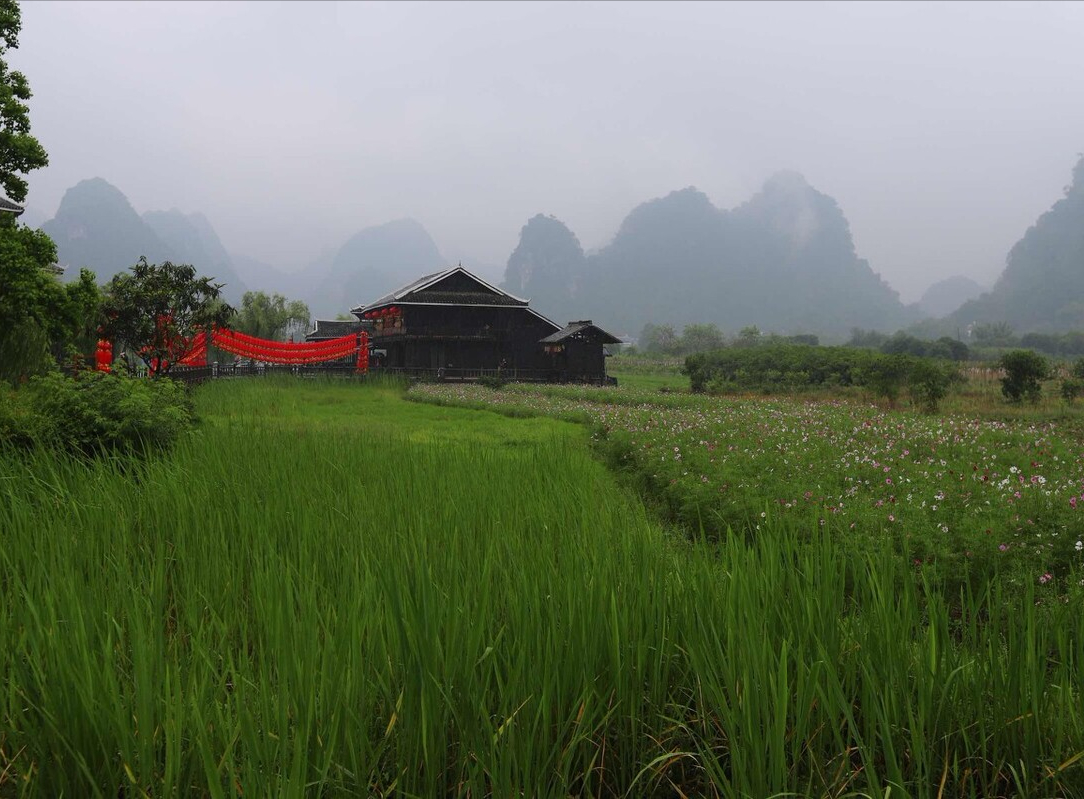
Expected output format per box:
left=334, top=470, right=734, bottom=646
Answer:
left=96, top=328, right=369, bottom=373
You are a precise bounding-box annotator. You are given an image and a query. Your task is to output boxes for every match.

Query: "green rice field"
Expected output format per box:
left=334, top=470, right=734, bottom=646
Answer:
left=3, top=377, right=1084, bottom=797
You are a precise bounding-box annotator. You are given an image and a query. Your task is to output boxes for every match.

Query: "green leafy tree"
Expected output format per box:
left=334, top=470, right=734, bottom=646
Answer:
left=639, top=323, right=680, bottom=355
left=233, top=290, right=310, bottom=341
left=972, top=322, right=1017, bottom=348
left=1061, top=378, right=1084, bottom=404
left=1071, top=357, right=1084, bottom=380
left=101, top=258, right=234, bottom=377
left=0, top=0, right=48, bottom=205
left=735, top=325, right=762, bottom=348
left=999, top=349, right=1049, bottom=404
left=857, top=354, right=912, bottom=407
left=846, top=327, right=888, bottom=349
left=0, top=0, right=76, bottom=383
left=908, top=359, right=957, bottom=413
left=680, top=323, right=725, bottom=354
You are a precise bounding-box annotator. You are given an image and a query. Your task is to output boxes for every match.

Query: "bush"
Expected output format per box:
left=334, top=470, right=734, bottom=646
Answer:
left=856, top=354, right=912, bottom=406
left=999, top=349, right=1049, bottom=404
left=1061, top=378, right=1084, bottom=404
left=476, top=375, right=508, bottom=390
left=908, top=359, right=957, bottom=412
left=0, top=371, right=194, bottom=455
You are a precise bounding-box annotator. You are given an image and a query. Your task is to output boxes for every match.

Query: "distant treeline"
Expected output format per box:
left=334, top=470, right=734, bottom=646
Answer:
left=635, top=323, right=819, bottom=356
left=684, top=344, right=959, bottom=410
left=856, top=325, right=1084, bottom=359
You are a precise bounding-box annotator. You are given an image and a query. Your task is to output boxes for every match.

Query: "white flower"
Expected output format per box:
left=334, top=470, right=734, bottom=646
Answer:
left=1076, top=541, right=1083, bottom=552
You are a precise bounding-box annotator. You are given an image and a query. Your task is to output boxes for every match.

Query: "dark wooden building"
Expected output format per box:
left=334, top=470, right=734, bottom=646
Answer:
left=540, top=321, right=623, bottom=380
left=348, top=266, right=618, bottom=383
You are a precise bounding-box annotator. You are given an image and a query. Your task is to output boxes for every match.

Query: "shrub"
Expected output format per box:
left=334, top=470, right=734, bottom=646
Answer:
left=1, top=371, right=194, bottom=455
left=476, top=375, right=507, bottom=390
left=856, top=354, right=912, bottom=406
left=908, top=359, right=957, bottom=412
left=999, top=349, right=1049, bottom=404
left=1061, top=378, right=1084, bottom=404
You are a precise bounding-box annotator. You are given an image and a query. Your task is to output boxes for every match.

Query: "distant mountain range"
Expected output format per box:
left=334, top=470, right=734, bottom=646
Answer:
left=36, top=178, right=446, bottom=317
left=41, top=178, right=248, bottom=304
left=33, top=156, right=1084, bottom=336
left=503, top=172, right=917, bottom=337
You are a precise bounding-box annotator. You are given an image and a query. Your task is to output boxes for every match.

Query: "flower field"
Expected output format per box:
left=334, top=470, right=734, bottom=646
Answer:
left=412, top=381, right=1084, bottom=594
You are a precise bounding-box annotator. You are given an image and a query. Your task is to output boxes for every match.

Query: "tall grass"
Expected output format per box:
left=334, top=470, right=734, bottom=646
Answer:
left=2, top=380, right=1083, bottom=796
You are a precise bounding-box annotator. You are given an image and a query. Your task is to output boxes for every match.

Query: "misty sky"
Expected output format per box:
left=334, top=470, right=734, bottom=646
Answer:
left=12, top=0, right=1084, bottom=301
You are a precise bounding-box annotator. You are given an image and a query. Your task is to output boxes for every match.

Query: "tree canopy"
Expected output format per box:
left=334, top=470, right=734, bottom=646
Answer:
left=233, top=290, right=310, bottom=342
left=0, top=0, right=48, bottom=204
left=0, top=0, right=98, bottom=383
left=101, top=258, right=234, bottom=376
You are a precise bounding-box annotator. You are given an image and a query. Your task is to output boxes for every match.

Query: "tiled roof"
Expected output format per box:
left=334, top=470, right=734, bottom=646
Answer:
left=350, top=266, right=528, bottom=314
left=305, top=318, right=367, bottom=341
left=540, top=320, right=623, bottom=345
left=0, top=197, right=24, bottom=215
left=407, top=290, right=525, bottom=306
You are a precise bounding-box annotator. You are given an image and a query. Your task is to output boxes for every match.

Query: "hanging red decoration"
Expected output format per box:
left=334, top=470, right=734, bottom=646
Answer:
left=95, top=339, right=112, bottom=372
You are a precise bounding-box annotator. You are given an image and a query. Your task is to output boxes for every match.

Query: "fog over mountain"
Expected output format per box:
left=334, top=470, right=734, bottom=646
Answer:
left=504, top=173, right=915, bottom=336
left=917, top=276, right=987, bottom=319
left=42, top=178, right=171, bottom=280
left=11, top=1, right=1084, bottom=307
left=951, top=157, right=1084, bottom=333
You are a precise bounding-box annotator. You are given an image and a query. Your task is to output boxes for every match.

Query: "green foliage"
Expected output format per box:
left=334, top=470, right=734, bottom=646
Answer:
left=1071, top=357, right=1084, bottom=380
left=476, top=375, right=507, bottom=390
left=1060, top=378, right=1083, bottom=404
left=999, top=349, right=1050, bottom=404
left=638, top=322, right=681, bottom=355
left=679, top=322, right=725, bottom=353
left=101, top=257, right=234, bottom=376
left=1019, top=331, right=1084, bottom=357
left=847, top=327, right=888, bottom=349
left=232, top=290, right=310, bottom=341
left=0, top=4, right=98, bottom=383
left=0, top=371, right=192, bottom=454
left=972, top=322, right=1017, bottom=348
left=734, top=325, right=762, bottom=347
left=0, top=0, right=48, bottom=204
left=880, top=332, right=970, bottom=361
left=0, top=220, right=101, bottom=383
left=640, top=322, right=728, bottom=356
left=856, top=354, right=912, bottom=406
left=907, top=357, right=957, bottom=412
left=684, top=344, right=961, bottom=408
left=685, top=344, right=879, bottom=393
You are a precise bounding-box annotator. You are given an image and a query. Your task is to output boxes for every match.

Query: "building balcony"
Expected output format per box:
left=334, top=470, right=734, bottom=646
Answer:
left=370, top=325, right=501, bottom=340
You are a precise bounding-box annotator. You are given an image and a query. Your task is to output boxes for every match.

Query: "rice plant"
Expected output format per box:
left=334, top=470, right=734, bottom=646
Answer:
left=2, top=378, right=1083, bottom=796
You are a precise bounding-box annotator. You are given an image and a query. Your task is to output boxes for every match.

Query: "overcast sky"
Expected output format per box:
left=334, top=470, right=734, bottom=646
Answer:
left=12, top=0, right=1084, bottom=301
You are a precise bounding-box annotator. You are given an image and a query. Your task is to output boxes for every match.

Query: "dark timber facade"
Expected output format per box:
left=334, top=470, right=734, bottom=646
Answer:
left=346, top=267, right=618, bottom=383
